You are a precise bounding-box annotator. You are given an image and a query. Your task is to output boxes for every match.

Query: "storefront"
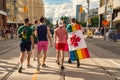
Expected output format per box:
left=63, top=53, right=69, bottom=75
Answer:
left=0, top=10, right=7, bottom=28
left=112, top=0, right=120, bottom=33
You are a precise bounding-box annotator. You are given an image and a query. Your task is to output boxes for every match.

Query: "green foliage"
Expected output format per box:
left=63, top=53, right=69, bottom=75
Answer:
left=90, top=15, right=99, bottom=27
left=60, top=16, right=70, bottom=24
left=45, top=18, right=53, bottom=28
left=76, top=20, right=86, bottom=27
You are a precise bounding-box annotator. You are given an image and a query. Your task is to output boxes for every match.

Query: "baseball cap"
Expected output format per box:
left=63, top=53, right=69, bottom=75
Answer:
left=58, top=20, right=63, bottom=27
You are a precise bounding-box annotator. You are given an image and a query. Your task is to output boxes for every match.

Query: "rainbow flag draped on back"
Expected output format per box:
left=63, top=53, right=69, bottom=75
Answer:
left=66, top=23, right=90, bottom=61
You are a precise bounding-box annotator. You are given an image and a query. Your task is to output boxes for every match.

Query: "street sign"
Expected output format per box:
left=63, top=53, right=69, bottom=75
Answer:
left=107, top=7, right=113, bottom=14
left=102, top=20, right=109, bottom=26
left=80, top=6, right=83, bottom=13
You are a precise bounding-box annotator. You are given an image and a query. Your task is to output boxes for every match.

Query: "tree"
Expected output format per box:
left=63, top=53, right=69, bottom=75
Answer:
left=76, top=20, right=86, bottom=27
left=90, top=15, right=99, bottom=27
left=60, top=16, right=70, bottom=24
left=45, top=18, right=53, bottom=28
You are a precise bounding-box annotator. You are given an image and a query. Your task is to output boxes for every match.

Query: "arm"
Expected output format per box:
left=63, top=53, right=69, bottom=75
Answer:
left=17, top=27, right=22, bottom=40
left=54, top=29, right=57, bottom=44
left=30, top=28, right=34, bottom=48
left=65, top=29, right=68, bottom=41
left=47, top=27, right=52, bottom=47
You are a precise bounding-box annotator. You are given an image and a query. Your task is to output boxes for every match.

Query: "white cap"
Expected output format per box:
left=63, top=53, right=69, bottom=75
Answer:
left=58, top=20, right=63, bottom=27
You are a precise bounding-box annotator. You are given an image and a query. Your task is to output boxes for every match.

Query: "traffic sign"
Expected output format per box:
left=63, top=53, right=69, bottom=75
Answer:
left=102, top=20, right=109, bottom=26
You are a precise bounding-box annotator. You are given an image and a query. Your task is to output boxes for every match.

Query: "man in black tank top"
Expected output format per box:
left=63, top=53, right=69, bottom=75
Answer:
left=35, top=17, right=52, bottom=71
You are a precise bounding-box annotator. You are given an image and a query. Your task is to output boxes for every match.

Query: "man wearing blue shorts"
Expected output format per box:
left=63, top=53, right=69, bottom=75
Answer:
left=17, top=18, right=34, bottom=73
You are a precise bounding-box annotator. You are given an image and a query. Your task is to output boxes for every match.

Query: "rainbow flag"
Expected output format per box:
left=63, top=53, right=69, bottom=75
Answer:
left=67, top=24, right=90, bottom=61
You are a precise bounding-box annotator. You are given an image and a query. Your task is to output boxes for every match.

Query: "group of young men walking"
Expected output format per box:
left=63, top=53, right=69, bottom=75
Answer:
left=17, top=17, right=81, bottom=73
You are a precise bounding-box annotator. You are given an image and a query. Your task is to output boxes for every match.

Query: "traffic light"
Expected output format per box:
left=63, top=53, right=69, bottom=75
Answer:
left=24, top=6, right=28, bottom=13
left=13, top=17, right=16, bottom=22
left=80, top=6, right=83, bottom=13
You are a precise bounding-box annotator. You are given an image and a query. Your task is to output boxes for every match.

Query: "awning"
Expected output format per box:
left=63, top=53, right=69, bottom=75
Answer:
left=113, top=0, right=120, bottom=10
left=98, top=5, right=105, bottom=15
left=113, top=12, right=120, bottom=24
left=0, top=10, right=7, bottom=16
left=7, top=20, right=16, bottom=24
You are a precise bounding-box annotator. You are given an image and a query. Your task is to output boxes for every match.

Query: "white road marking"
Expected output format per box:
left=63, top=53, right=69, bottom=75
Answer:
left=109, top=59, right=120, bottom=67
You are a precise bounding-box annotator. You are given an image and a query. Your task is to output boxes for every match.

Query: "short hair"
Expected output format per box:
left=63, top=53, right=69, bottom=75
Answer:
left=71, top=18, right=76, bottom=23
left=24, top=18, right=29, bottom=23
left=39, top=16, right=45, bottom=23
left=34, top=20, right=38, bottom=24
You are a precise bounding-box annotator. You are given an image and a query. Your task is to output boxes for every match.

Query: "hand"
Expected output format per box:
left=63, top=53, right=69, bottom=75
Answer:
left=32, top=44, right=34, bottom=49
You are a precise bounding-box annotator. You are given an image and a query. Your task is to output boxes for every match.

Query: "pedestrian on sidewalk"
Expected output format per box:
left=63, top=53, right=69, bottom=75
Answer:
left=35, top=16, right=52, bottom=71
left=54, top=20, right=68, bottom=70
left=17, top=18, right=34, bottom=73
left=66, top=18, right=80, bottom=67
left=62, top=19, right=72, bottom=64
left=31, top=20, right=39, bottom=61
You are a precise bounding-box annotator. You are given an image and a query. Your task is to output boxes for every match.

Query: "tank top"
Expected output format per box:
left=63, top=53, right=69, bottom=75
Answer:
left=37, top=24, right=48, bottom=41
left=55, top=27, right=67, bottom=43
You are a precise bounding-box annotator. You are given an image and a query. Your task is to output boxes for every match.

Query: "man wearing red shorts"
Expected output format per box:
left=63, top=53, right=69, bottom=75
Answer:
left=54, top=20, right=68, bottom=70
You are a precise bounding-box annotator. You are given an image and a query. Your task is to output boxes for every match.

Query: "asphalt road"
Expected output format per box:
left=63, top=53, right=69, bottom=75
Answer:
left=0, top=38, right=120, bottom=80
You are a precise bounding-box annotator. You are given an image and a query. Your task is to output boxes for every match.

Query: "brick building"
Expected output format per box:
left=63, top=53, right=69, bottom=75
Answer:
left=0, top=0, right=7, bottom=28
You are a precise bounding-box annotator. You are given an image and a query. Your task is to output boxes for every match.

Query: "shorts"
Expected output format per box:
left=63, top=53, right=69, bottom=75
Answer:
left=20, top=41, right=31, bottom=52
left=55, top=43, right=69, bottom=51
left=38, top=41, right=48, bottom=51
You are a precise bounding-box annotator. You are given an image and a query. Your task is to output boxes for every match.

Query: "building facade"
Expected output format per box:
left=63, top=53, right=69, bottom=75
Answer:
left=6, top=0, right=44, bottom=23
left=112, top=0, right=120, bottom=33
left=98, top=0, right=120, bottom=32
left=0, top=0, right=7, bottom=28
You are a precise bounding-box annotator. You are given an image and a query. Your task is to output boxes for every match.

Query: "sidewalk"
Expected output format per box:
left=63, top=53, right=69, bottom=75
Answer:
left=89, top=35, right=120, bottom=44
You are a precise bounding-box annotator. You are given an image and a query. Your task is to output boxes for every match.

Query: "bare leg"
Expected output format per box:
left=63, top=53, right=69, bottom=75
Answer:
left=56, top=50, right=60, bottom=62
left=36, top=50, right=41, bottom=71
left=27, top=51, right=31, bottom=65
left=19, top=51, right=25, bottom=67
left=18, top=51, right=25, bottom=73
left=37, top=51, right=41, bottom=63
left=42, top=50, right=47, bottom=65
left=32, top=44, right=37, bottom=60
left=61, top=51, right=64, bottom=66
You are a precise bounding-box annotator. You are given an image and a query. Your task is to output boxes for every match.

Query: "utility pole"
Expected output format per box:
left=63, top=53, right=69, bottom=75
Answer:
left=104, top=0, right=108, bottom=40
left=11, top=0, right=16, bottom=22
left=87, top=0, right=90, bottom=28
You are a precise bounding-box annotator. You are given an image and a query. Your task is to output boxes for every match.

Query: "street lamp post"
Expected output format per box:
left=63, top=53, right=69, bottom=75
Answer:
left=10, top=0, right=16, bottom=22
left=87, top=0, right=90, bottom=28
left=104, top=0, right=108, bottom=40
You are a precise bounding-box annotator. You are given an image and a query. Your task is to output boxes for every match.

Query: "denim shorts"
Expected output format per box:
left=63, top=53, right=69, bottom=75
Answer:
left=20, top=41, right=31, bottom=52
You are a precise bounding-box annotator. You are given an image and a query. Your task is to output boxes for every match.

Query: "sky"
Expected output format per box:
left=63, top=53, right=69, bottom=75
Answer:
left=43, top=0, right=99, bottom=23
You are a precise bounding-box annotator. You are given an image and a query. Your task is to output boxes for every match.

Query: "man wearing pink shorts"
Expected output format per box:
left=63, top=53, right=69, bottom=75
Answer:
left=36, top=17, right=52, bottom=71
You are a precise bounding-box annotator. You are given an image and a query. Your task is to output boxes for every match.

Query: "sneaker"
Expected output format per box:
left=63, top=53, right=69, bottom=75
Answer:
left=77, top=63, right=80, bottom=68
left=18, top=67, right=22, bottom=73
left=42, top=64, right=46, bottom=67
left=27, top=65, right=33, bottom=68
left=56, top=60, right=60, bottom=65
left=61, top=66, right=65, bottom=70
left=67, top=58, right=72, bottom=64
left=36, top=62, right=40, bottom=71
